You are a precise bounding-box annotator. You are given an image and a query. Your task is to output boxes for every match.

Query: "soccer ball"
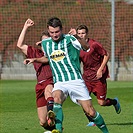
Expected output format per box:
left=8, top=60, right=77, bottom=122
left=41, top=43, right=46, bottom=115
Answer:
left=44, top=131, right=52, bottom=133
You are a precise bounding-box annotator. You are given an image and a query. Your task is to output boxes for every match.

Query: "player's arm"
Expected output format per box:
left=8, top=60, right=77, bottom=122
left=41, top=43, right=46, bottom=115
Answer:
left=76, top=35, right=89, bottom=50
left=17, top=18, right=34, bottom=55
left=24, top=56, right=49, bottom=65
left=68, top=28, right=88, bottom=50
left=96, top=51, right=110, bottom=79
left=99, top=51, right=110, bottom=70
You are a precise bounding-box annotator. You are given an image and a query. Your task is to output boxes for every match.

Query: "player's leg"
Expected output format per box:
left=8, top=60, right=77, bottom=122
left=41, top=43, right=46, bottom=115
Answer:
left=45, top=84, right=54, bottom=111
left=36, top=94, right=55, bottom=131
left=37, top=106, right=47, bottom=127
left=94, top=81, right=121, bottom=114
left=83, top=105, right=96, bottom=127
left=52, top=82, right=67, bottom=133
left=79, top=100, right=109, bottom=133
left=52, top=89, right=66, bottom=133
left=71, top=79, right=109, bottom=133
left=45, top=84, right=55, bottom=126
left=37, top=106, right=55, bottom=131
left=83, top=81, right=96, bottom=126
left=94, top=80, right=112, bottom=106
left=36, top=82, right=55, bottom=131
left=98, top=97, right=121, bottom=114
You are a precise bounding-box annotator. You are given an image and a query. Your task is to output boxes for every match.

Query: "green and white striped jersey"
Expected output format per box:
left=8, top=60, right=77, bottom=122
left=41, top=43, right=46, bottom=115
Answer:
left=42, top=34, right=82, bottom=83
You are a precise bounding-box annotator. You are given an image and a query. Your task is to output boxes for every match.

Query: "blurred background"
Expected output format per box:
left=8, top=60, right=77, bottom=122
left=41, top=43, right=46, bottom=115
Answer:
left=0, top=0, right=133, bottom=81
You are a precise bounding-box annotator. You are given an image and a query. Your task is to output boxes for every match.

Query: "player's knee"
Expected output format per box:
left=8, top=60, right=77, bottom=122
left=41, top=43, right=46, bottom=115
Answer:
left=52, top=90, right=63, bottom=104
left=89, top=110, right=96, bottom=117
left=53, top=96, right=61, bottom=103
left=85, top=107, right=96, bottom=117
left=86, top=111, right=95, bottom=118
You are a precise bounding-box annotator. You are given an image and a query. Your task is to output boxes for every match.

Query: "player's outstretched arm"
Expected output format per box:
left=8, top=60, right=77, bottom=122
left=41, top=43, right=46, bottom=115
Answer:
left=23, top=56, right=49, bottom=65
left=17, top=18, right=34, bottom=55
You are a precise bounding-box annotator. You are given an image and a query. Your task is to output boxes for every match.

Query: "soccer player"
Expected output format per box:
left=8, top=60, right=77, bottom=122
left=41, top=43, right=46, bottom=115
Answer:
left=74, top=24, right=121, bottom=126
left=17, top=18, right=55, bottom=132
left=24, top=17, right=109, bottom=133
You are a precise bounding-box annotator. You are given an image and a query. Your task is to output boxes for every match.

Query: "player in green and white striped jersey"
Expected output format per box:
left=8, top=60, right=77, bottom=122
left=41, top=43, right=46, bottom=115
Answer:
left=41, top=34, right=82, bottom=83
left=24, top=17, right=109, bottom=133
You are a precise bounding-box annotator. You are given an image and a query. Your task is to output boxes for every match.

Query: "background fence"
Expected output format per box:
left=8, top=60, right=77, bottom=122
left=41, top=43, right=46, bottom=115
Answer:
left=0, top=0, right=133, bottom=81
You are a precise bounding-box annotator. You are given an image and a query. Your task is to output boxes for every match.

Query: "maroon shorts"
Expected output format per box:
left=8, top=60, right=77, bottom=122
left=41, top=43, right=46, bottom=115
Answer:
left=85, top=80, right=107, bottom=100
left=35, top=78, right=53, bottom=107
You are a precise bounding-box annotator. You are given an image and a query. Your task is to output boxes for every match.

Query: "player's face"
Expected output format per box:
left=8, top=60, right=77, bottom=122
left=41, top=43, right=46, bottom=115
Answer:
left=48, top=26, right=62, bottom=42
left=77, top=29, right=87, bottom=39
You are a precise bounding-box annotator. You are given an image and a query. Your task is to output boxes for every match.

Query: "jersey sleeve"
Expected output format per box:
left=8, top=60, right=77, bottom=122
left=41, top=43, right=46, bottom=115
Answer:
left=68, top=34, right=82, bottom=50
left=27, top=46, right=44, bottom=58
left=27, top=46, right=36, bottom=58
left=92, top=41, right=107, bottom=56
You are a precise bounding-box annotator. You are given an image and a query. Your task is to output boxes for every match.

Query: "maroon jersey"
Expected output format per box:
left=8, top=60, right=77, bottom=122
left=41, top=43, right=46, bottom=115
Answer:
left=27, top=46, right=53, bottom=83
left=80, top=39, right=109, bottom=81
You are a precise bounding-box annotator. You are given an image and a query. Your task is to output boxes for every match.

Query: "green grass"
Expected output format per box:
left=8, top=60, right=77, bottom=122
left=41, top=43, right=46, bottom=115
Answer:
left=0, top=80, right=133, bottom=133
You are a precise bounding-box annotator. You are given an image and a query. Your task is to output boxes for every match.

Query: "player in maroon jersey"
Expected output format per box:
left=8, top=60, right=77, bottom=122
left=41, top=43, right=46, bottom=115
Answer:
left=69, top=25, right=121, bottom=126
left=17, top=18, right=55, bottom=131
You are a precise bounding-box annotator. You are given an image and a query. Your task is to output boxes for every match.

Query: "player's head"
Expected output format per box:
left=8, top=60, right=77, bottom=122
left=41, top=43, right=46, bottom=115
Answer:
left=40, top=31, right=50, bottom=40
left=36, top=31, right=50, bottom=46
left=76, top=25, right=89, bottom=40
left=47, top=17, right=63, bottom=42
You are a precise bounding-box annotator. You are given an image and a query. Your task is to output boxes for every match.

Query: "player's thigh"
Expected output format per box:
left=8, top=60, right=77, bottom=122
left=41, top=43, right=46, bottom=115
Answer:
left=94, top=81, right=107, bottom=100
left=37, top=106, right=47, bottom=124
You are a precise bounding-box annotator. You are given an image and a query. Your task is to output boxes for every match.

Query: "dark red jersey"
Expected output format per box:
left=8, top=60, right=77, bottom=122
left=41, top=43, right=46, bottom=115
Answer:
left=27, top=46, right=53, bottom=83
left=80, top=39, right=109, bottom=81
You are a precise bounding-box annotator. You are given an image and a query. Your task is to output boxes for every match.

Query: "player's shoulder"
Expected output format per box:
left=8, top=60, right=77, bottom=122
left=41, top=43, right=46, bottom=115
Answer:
left=65, top=34, right=75, bottom=39
left=65, top=34, right=77, bottom=42
left=41, top=37, right=52, bottom=47
left=42, top=37, right=51, bottom=42
left=89, top=38, right=97, bottom=44
left=89, top=38, right=102, bottom=46
left=64, top=34, right=70, bottom=37
left=28, top=45, right=37, bottom=51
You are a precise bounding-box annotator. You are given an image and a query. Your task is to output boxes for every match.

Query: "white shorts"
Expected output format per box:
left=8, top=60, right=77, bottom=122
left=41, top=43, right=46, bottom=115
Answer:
left=53, top=79, right=92, bottom=105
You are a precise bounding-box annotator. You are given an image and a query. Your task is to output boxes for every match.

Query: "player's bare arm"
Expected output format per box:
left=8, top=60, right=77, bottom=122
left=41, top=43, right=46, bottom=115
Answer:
left=17, top=18, right=34, bottom=55
left=24, top=56, right=49, bottom=65
left=77, top=37, right=89, bottom=50
left=96, top=52, right=110, bottom=79
left=68, top=28, right=88, bottom=50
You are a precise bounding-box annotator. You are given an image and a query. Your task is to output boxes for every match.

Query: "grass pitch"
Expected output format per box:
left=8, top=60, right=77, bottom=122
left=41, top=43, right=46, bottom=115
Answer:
left=0, top=80, right=133, bottom=133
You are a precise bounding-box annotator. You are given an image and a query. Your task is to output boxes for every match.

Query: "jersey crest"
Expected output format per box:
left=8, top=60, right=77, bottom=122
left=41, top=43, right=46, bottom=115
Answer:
left=50, top=50, right=66, bottom=62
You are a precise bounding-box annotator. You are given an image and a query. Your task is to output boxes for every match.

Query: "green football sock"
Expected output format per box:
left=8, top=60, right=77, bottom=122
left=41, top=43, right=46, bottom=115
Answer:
left=53, top=103, right=63, bottom=133
left=92, top=112, right=109, bottom=133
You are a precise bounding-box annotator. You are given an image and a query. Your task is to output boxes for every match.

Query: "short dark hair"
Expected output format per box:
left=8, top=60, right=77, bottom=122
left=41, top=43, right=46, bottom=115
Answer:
left=40, top=31, right=50, bottom=41
left=47, top=17, right=62, bottom=29
left=76, top=25, right=89, bottom=34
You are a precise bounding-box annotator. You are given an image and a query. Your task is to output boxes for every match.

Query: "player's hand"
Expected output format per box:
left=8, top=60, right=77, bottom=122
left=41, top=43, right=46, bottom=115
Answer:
left=68, top=28, right=76, bottom=35
left=36, top=41, right=42, bottom=46
left=24, top=18, right=34, bottom=28
left=96, top=69, right=103, bottom=79
left=23, top=58, right=35, bottom=65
